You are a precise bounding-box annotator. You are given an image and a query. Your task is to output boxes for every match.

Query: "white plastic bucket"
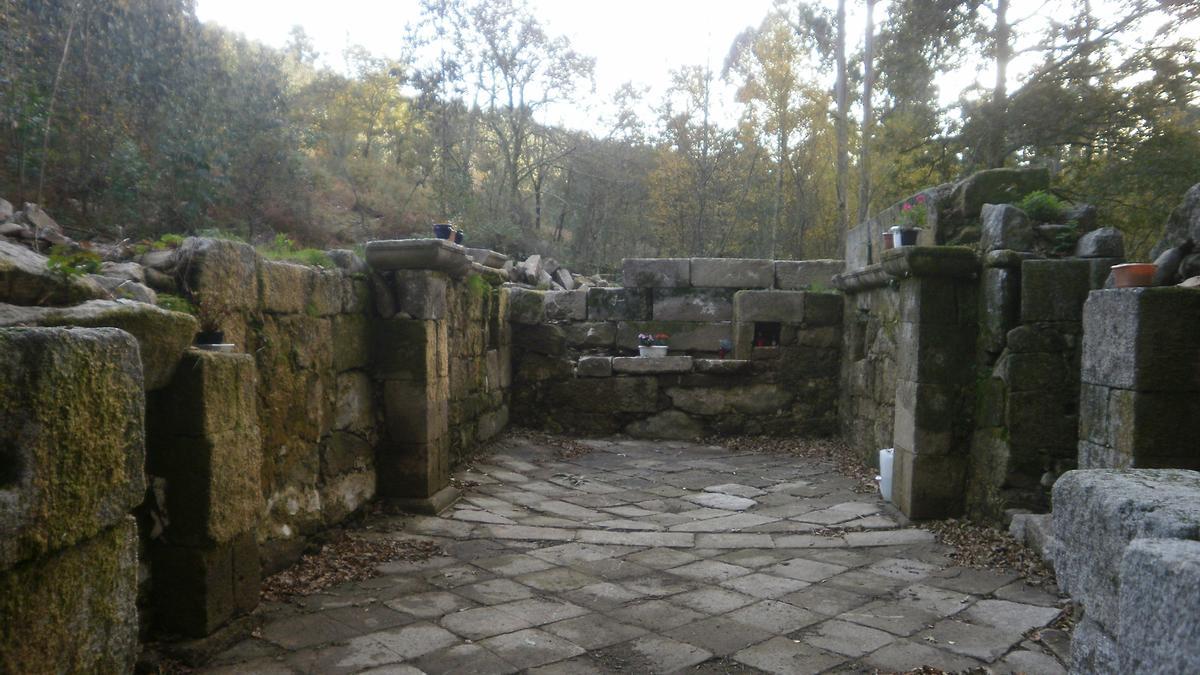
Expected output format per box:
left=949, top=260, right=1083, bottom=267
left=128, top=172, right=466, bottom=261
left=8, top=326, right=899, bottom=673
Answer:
left=878, top=448, right=894, bottom=502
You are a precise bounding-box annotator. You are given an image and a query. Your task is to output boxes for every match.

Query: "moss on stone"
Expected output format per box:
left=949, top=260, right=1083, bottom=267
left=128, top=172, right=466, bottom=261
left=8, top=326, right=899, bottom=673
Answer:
left=0, top=518, right=138, bottom=674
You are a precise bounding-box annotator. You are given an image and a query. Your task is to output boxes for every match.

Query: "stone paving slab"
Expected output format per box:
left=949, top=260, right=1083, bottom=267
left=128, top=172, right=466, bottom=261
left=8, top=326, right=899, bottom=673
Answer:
left=200, top=436, right=1068, bottom=674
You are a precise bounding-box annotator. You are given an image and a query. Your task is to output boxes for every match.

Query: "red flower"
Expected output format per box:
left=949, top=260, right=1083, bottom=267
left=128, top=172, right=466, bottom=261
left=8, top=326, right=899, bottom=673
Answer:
left=902, top=202, right=913, bottom=211
left=916, top=194, right=927, bottom=204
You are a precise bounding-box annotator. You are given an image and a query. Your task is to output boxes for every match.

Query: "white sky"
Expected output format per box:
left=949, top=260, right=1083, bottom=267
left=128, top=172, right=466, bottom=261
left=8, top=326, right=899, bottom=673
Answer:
left=195, top=0, right=1186, bottom=135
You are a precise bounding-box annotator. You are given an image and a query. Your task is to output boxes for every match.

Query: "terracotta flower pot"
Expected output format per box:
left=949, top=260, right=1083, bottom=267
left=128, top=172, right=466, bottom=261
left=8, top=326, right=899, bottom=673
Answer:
left=1110, top=263, right=1157, bottom=288
left=882, top=232, right=894, bottom=250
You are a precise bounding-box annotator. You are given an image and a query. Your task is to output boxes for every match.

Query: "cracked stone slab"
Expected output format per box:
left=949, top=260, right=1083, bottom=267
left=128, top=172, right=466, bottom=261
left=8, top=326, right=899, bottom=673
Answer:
left=683, top=492, right=758, bottom=511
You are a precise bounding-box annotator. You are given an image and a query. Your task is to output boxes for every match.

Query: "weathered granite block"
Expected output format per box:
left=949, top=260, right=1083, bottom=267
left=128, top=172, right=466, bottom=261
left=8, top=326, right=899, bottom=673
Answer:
left=980, top=203, right=1035, bottom=252
left=893, top=380, right=955, bottom=456
left=625, top=410, right=704, bottom=440
left=259, top=260, right=311, bottom=314
left=563, top=322, right=617, bottom=347
left=692, top=359, right=751, bottom=375
left=544, top=290, right=587, bottom=321
left=576, top=356, right=613, bottom=378
left=733, top=290, right=805, bottom=322
left=898, top=278, right=964, bottom=325
left=622, top=258, right=690, bottom=288
left=1106, top=389, right=1200, bottom=468
left=615, top=321, right=732, bottom=352
left=890, top=446, right=967, bottom=519
left=382, top=378, right=449, bottom=447
left=775, top=260, right=844, bottom=290
left=147, top=351, right=263, bottom=546
left=1078, top=383, right=1111, bottom=446
left=332, top=314, right=370, bottom=371
left=0, top=299, right=199, bottom=391
left=512, top=324, right=566, bottom=356
left=993, top=351, right=1068, bottom=391
left=505, top=286, right=545, bottom=324
left=689, top=258, right=773, bottom=288
left=652, top=288, right=734, bottom=321
left=1071, top=615, right=1118, bottom=675
left=150, top=530, right=260, bottom=637
left=547, top=377, right=659, bottom=413
left=1051, top=469, right=1200, bottom=633
left=587, top=287, right=651, bottom=321
left=1081, top=288, right=1200, bottom=391
left=894, top=321, right=975, bottom=384
left=1020, top=258, right=1094, bottom=323
left=372, top=318, right=445, bottom=381
left=612, top=356, right=693, bottom=374
left=0, top=518, right=138, bottom=674
left=1117, top=538, right=1200, bottom=675
left=803, top=293, right=843, bottom=326
left=393, top=270, right=449, bottom=320
left=667, top=384, right=793, bottom=416
left=178, top=237, right=260, bottom=312
left=309, top=270, right=345, bottom=316
left=980, top=267, right=1020, bottom=354
left=0, top=327, right=145, bottom=568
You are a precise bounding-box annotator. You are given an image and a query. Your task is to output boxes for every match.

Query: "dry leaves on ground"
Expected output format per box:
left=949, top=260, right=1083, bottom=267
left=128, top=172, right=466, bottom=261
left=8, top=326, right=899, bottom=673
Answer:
left=260, top=532, right=440, bottom=602
left=715, top=435, right=880, bottom=493
left=503, top=426, right=594, bottom=459
left=922, top=518, right=1055, bottom=586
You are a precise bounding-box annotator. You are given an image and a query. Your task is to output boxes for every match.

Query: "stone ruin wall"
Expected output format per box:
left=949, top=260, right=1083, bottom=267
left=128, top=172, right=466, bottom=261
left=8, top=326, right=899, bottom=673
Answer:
left=503, top=257, right=846, bottom=440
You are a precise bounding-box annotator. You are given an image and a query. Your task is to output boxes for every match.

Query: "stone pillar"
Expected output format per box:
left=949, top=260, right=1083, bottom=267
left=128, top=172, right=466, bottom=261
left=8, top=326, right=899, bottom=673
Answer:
left=885, top=247, right=979, bottom=519
left=146, top=349, right=263, bottom=637
left=0, top=327, right=144, bottom=673
left=372, top=313, right=457, bottom=513
left=1078, top=287, right=1200, bottom=469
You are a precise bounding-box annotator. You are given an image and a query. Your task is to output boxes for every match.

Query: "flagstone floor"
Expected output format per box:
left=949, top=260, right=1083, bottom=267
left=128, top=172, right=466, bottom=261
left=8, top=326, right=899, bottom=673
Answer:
left=201, top=437, right=1069, bottom=674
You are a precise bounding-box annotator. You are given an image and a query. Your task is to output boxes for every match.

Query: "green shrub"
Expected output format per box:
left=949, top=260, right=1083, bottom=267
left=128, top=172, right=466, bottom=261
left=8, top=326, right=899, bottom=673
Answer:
left=1016, top=190, right=1067, bottom=223
left=259, top=233, right=332, bottom=268
left=159, top=233, right=186, bottom=247
left=156, top=293, right=196, bottom=315
left=46, top=245, right=102, bottom=278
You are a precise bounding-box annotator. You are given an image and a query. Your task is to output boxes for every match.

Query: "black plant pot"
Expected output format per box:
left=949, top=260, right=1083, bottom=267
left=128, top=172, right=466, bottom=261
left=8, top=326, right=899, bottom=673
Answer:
left=897, top=229, right=919, bottom=246
left=195, top=330, right=225, bottom=345
left=454, top=229, right=464, bottom=245
left=433, top=223, right=453, bottom=239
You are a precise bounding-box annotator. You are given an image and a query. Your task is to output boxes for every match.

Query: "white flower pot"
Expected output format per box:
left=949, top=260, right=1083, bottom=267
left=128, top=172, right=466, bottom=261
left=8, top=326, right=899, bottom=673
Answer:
left=638, top=345, right=668, bottom=358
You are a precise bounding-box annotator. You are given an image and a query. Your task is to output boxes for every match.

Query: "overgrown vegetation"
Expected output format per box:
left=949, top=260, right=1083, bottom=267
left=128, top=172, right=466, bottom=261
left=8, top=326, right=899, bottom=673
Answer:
left=45, top=245, right=101, bottom=279
left=1017, top=191, right=1068, bottom=224
left=1, top=1, right=1197, bottom=266
left=258, top=234, right=332, bottom=268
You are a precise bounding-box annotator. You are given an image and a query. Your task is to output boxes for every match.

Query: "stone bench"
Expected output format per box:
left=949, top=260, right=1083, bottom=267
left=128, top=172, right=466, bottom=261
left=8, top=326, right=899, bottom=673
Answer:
left=575, top=355, right=751, bottom=378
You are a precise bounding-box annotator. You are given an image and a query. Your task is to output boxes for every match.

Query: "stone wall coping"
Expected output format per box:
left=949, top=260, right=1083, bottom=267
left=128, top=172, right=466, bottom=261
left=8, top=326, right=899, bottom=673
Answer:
left=612, top=355, right=694, bottom=374
left=833, top=265, right=892, bottom=293
left=365, top=238, right=471, bottom=276
left=880, top=246, right=980, bottom=280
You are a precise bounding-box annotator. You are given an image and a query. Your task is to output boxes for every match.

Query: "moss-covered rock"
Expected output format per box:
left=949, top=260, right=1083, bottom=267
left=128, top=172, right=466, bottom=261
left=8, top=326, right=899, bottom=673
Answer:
left=177, top=237, right=260, bottom=314
left=0, top=299, right=198, bottom=390
left=258, top=259, right=311, bottom=314
left=0, top=518, right=138, bottom=674
left=0, top=239, right=108, bottom=307
left=0, top=327, right=145, bottom=568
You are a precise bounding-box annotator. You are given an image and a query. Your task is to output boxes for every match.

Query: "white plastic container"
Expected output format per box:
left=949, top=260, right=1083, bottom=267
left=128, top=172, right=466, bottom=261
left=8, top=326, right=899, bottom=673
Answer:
left=878, top=448, right=894, bottom=502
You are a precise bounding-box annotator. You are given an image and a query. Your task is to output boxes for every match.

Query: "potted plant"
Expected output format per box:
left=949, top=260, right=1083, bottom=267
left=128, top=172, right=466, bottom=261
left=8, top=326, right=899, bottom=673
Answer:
left=637, top=332, right=669, bottom=358
left=454, top=228, right=465, bottom=245
left=893, top=194, right=927, bottom=246
left=433, top=222, right=453, bottom=239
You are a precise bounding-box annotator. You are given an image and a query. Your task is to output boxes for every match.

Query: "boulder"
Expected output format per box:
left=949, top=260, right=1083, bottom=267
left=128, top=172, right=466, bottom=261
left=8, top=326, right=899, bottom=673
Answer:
left=0, top=239, right=108, bottom=306
left=1151, top=239, right=1194, bottom=286
left=0, top=327, right=146, bottom=568
left=0, top=197, right=12, bottom=221
left=99, top=262, right=146, bottom=284
left=980, top=203, right=1035, bottom=252
left=554, top=267, right=575, bottom=290
left=952, top=168, right=1050, bottom=220
left=0, top=222, right=29, bottom=239
left=1075, top=227, right=1125, bottom=258
left=89, top=275, right=157, bottom=304
left=16, top=203, right=68, bottom=245
left=327, top=249, right=368, bottom=274
left=0, top=300, right=198, bottom=390
left=518, top=254, right=544, bottom=284
left=1151, top=183, right=1200, bottom=258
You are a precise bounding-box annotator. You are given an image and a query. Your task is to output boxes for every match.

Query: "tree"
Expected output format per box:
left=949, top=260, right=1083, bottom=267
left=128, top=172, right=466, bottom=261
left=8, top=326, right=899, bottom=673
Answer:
left=857, top=0, right=877, bottom=223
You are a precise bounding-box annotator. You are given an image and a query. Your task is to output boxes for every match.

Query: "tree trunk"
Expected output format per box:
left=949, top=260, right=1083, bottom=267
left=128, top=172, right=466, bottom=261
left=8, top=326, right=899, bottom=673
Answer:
left=834, top=0, right=850, bottom=240
left=37, top=1, right=82, bottom=205
left=989, top=0, right=1010, bottom=168
left=857, top=0, right=877, bottom=224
